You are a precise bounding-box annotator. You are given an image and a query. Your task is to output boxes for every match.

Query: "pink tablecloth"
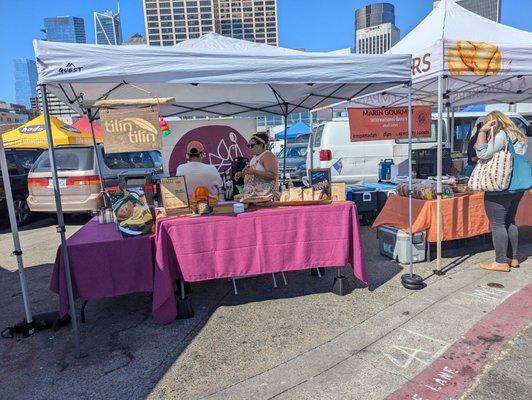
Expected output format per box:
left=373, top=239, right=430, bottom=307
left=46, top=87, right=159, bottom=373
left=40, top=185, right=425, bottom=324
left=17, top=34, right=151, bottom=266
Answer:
left=50, top=218, right=154, bottom=317
left=153, top=202, right=367, bottom=324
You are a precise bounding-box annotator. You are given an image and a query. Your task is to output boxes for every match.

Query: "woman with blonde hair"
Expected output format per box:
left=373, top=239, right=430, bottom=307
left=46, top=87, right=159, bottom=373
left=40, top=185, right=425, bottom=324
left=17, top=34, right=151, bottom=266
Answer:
left=475, top=111, right=529, bottom=272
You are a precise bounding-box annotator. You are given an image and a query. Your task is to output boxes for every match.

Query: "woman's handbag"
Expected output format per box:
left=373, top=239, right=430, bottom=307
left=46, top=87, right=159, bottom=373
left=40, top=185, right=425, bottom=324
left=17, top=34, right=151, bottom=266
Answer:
left=468, top=133, right=513, bottom=192
left=508, top=140, right=532, bottom=192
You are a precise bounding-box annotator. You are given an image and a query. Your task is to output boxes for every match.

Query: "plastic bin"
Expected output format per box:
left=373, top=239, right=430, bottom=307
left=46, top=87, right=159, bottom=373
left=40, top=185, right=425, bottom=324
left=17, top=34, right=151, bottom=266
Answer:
left=377, top=225, right=426, bottom=264
left=364, top=183, right=397, bottom=214
left=346, top=184, right=378, bottom=224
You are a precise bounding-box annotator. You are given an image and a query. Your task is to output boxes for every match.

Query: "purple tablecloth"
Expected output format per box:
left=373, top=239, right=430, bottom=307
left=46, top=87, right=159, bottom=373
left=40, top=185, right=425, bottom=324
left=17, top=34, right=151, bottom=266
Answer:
left=153, top=202, right=367, bottom=324
left=50, top=218, right=154, bottom=317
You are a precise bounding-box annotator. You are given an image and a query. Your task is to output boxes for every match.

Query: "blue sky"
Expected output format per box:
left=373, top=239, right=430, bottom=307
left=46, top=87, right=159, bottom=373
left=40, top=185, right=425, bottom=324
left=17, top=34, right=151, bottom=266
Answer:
left=1, top=0, right=531, bottom=105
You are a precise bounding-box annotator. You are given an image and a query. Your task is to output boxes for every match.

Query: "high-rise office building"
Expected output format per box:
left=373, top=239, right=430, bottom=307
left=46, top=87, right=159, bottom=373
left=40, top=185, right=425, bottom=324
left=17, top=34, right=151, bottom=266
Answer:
left=35, top=87, right=78, bottom=125
left=143, top=0, right=278, bottom=46
left=355, top=3, right=400, bottom=54
left=42, top=16, right=86, bottom=43
left=94, top=7, right=123, bottom=45
left=13, top=59, right=38, bottom=109
left=433, top=0, right=501, bottom=22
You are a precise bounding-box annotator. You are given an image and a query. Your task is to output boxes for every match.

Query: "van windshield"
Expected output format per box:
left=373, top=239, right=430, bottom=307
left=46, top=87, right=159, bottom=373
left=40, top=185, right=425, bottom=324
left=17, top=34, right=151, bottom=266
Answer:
left=33, top=148, right=94, bottom=172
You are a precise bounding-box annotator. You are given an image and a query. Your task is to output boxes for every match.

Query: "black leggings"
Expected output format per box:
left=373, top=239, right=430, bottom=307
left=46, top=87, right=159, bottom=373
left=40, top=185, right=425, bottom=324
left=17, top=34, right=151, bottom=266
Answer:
left=484, top=192, right=524, bottom=263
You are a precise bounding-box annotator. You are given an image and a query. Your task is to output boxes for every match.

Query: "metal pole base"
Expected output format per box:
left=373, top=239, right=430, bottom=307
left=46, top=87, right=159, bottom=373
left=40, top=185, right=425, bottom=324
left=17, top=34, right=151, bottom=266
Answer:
left=332, top=275, right=349, bottom=296
left=401, top=274, right=426, bottom=290
left=432, top=269, right=446, bottom=276
left=311, top=268, right=326, bottom=276
left=177, top=297, right=194, bottom=319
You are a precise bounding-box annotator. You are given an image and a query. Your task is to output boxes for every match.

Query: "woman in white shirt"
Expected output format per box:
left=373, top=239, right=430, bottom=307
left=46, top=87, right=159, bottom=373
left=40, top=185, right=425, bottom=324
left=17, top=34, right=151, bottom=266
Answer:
left=474, top=111, right=529, bottom=272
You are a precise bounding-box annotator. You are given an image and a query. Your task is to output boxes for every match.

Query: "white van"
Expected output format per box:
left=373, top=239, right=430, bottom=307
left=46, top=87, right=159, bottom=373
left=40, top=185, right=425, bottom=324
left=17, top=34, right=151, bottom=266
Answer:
left=307, top=112, right=531, bottom=184
left=306, top=117, right=447, bottom=184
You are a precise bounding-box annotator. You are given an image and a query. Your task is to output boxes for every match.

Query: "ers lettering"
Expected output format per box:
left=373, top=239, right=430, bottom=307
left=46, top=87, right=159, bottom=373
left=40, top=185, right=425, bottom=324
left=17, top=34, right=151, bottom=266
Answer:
left=412, top=53, right=431, bottom=75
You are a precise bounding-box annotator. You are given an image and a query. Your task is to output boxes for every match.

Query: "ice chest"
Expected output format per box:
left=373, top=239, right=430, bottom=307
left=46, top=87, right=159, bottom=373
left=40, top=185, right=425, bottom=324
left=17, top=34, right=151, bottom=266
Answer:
left=377, top=225, right=426, bottom=263
left=364, top=183, right=396, bottom=213
left=346, top=185, right=378, bottom=214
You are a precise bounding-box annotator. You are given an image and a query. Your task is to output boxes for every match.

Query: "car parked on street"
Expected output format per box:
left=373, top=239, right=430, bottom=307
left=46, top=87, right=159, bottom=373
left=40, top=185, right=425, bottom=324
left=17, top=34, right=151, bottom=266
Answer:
left=277, top=143, right=308, bottom=183
left=27, top=145, right=163, bottom=214
left=0, top=148, right=44, bottom=226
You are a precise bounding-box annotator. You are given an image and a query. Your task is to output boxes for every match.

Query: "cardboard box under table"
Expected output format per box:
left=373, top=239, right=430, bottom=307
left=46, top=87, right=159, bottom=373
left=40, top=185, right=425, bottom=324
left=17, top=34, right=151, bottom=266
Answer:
left=153, top=202, right=368, bottom=324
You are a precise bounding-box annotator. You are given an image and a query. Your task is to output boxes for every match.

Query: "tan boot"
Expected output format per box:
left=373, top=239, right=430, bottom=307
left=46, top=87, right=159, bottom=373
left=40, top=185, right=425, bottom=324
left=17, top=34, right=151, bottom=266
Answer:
left=507, top=259, right=520, bottom=268
left=480, top=261, right=510, bottom=272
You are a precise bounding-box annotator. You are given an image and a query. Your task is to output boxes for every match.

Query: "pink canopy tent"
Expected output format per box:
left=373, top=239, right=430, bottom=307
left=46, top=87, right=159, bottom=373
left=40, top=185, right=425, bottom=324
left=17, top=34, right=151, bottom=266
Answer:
left=72, top=117, right=102, bottom=138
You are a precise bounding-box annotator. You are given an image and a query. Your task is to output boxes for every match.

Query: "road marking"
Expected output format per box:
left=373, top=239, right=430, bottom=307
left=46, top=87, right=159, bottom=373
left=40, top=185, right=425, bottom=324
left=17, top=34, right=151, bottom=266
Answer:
left=462, top=285, right=512, bottom=302
left=386, top=284, right=532, bottom=400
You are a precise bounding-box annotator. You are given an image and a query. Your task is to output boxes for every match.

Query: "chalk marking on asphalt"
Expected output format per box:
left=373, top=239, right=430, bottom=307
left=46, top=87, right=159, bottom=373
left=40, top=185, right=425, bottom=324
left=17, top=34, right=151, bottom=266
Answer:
left=400, top=328, right=449, bottom=345
left=462, top=285, right=513, bottom=302
left=204, top=271, right=513, bottom=400
left=385, top=346, right=432, bottom=368
left=385, top=284, right=532, bottom=400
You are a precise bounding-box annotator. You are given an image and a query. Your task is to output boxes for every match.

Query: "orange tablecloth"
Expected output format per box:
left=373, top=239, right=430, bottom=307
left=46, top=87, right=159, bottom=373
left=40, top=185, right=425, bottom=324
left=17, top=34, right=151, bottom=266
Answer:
left=372, top=191, right=531, bottom=243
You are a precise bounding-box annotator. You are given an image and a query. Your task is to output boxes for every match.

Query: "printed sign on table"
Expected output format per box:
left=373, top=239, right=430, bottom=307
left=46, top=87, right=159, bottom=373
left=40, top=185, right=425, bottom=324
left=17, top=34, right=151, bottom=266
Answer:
left=101, top=108, right=162, bottom=153
left=308, top=168, right=332, bottom=196
left=160, top=176, right=189, bottom=212
left=348, top=106, right=432, bottom=142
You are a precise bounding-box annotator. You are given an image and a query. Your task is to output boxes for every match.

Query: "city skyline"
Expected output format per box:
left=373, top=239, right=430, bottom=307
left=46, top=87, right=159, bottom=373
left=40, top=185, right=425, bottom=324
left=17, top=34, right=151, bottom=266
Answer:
left=2, top=0, right=532, bottom=105
left=143, top=0, right=278, bottom=46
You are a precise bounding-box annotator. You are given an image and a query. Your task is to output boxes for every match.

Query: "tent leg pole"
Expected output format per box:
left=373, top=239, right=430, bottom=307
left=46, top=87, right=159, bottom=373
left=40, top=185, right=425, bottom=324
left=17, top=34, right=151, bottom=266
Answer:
left=87, top=109, right=105, bottom=192
left=283, top=105, right=288, bottom=187
left=41, top=84, right=84, bottom=358
left=435, top=76, right=444, bottom=275
left=401, top=82, right=424, bottom=290
left=0, top=140, right=34, bottom=330
left=309, top=110, right=314, bottom=172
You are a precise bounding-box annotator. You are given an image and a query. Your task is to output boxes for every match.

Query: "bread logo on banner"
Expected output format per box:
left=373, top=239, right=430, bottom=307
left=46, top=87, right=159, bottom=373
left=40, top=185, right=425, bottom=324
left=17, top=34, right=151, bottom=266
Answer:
left=446, top=41, right=502, bottom=76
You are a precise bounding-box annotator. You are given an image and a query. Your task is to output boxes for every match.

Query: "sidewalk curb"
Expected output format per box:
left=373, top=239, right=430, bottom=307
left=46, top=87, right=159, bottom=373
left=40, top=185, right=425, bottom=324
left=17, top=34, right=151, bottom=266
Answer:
left=386, top=283, right=532, bottom=400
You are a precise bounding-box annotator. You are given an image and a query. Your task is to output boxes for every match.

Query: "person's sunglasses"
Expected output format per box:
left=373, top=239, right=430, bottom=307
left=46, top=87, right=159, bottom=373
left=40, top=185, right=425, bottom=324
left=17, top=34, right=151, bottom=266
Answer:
left=247, top=143, right=256, bottom=149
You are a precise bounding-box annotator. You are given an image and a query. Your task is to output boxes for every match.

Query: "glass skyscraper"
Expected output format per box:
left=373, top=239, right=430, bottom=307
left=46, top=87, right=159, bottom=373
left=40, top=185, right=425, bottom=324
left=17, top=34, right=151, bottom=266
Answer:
left=13, top=59, right=38, bottom=108
left=94, top=8, right=122, bottom=45
left=355, top=2, right=395, bottom=30
left=355, top=3, right=400, bottom=54
left=42, top=16, right=86, bottom=43
left=433, top=0, right=501, bottom=22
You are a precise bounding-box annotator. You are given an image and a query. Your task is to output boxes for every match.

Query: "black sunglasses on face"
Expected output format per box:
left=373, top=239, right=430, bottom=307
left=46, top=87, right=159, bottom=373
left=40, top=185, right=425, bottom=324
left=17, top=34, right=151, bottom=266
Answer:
left=247, top=143, right=256, bottom=149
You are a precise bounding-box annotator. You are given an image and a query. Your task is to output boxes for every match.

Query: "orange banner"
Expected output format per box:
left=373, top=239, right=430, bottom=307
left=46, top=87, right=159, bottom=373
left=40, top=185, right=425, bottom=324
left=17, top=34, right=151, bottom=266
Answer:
left=348, top=106, right=432, bottom=142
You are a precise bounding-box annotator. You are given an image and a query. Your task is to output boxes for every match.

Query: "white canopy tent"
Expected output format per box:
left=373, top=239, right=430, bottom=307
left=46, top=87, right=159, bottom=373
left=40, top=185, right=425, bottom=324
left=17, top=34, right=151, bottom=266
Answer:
left=34, top=33, right=411, bottom=118
left=23, top=33, right=412, bottom=356
left=349, top=0, right=532, bottom=274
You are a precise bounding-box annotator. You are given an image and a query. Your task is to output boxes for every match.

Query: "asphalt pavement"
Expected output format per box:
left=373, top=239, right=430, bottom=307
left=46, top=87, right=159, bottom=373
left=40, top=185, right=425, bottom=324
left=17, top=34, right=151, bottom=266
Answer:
left=0, top=215, right=530, bottom=400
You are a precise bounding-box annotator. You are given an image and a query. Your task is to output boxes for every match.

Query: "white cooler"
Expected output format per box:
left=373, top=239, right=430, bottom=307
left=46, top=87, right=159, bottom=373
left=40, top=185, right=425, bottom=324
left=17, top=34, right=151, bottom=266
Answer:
left=377, top=225, right=426, bottom=264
